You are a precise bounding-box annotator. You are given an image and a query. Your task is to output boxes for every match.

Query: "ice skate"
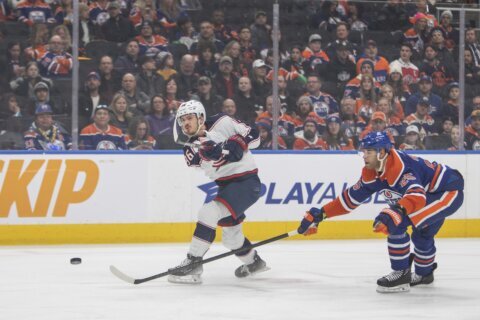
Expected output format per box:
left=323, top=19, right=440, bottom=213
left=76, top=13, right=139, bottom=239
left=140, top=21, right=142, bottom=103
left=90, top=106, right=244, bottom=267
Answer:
left=167, top=254, right=203, bottom=284
left=235, top=252, right=270, bottom=278
left=376, top=269, right=411, bottom=293
left=411, top=263, right=437, bottom=287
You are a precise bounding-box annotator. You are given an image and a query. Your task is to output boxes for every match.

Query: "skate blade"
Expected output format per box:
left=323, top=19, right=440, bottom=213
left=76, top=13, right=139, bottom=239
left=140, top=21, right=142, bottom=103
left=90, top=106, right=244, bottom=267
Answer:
left=167, top=274, right=203, bottom=284
left=376, top=283, right=410, bottom=293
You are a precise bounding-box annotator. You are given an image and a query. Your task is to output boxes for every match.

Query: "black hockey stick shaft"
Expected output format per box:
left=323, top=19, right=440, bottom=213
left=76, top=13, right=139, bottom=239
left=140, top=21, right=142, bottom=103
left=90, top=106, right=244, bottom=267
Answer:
left=112, top=229, right=298, bottom=285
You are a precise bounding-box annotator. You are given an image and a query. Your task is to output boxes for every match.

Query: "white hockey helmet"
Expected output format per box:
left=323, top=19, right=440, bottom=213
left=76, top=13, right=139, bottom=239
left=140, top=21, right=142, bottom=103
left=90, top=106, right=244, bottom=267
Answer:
left=176, top=100, right=206, bottom=125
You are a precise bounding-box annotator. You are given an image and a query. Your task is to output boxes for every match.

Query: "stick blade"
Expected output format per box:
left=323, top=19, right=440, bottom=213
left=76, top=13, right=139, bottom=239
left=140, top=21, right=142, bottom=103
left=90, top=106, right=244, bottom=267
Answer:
left=109, top=265, right=136, bottom=284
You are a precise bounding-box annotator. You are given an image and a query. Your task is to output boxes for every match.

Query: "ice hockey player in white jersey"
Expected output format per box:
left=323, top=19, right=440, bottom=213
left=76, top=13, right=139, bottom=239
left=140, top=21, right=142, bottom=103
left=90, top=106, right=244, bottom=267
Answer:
left=168, top=100, right=268, bottom=284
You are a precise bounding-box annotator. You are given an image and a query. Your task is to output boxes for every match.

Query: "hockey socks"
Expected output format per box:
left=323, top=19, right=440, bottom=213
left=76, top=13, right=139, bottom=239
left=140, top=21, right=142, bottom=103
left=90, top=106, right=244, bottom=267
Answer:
left=188, top=222, right=216, bottom=258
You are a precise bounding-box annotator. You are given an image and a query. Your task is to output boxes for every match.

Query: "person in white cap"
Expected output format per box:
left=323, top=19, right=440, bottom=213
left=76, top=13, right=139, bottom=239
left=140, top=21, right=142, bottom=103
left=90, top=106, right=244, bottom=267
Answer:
left=389, top=42, right=419, bottom=86
left=302, top=33, right=330, bottom=73
left=399, top=124, right=425, bottom=150
left=439, top=10, right=458, bottom=50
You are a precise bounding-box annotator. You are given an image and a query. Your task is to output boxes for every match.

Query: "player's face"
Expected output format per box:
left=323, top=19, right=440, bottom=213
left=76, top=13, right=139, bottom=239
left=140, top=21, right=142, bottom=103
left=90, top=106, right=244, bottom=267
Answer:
left=361, top=148, right=380, bottom=169
left=180, top=114, right=200, bottom=136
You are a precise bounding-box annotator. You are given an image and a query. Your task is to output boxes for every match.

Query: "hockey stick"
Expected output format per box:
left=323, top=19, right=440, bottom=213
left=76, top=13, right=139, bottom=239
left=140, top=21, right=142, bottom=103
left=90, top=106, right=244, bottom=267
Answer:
left=110, top=229, right=299, bottom=285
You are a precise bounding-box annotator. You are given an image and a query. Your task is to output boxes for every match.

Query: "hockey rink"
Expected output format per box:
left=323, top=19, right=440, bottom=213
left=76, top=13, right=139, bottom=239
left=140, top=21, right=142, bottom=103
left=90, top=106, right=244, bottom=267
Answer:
left=1, top=239, right=480, bottom=320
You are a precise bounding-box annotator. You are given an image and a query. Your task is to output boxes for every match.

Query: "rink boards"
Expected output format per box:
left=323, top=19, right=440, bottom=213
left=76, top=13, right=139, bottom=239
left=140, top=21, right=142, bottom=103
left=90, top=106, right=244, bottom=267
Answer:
left=0, top=151, right=479, bottom=244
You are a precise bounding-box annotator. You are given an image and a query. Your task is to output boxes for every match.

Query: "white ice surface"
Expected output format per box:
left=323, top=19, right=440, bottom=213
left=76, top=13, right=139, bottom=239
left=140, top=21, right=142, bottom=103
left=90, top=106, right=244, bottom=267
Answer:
left=1, top=239, right=480, bottom=320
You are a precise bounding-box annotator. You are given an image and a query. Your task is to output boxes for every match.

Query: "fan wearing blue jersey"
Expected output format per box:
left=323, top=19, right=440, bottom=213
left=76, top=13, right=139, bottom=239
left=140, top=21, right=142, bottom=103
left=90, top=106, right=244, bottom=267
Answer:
left=168, top=100, right=267, bottom=284
left=297, top=131, right=464, bottom=293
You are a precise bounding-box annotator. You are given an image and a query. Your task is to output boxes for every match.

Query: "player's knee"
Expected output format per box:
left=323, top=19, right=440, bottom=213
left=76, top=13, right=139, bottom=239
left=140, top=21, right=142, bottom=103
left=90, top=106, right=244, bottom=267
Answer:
left=222, top=225, right=245, bottom=250
left=198, top=201, right=225, bottom=227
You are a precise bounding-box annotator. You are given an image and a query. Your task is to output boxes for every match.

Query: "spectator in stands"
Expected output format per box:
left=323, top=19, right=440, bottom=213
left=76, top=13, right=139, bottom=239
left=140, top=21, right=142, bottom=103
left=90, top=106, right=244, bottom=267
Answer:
left=302, top=34, right=329, bottom=74
left=211, top=8, right=236, bottom=45
left=466, top=96, right=480, bottom=125
left=176, top=54, right=198, bottom=100
left=305, top=74, right=339, bottom=119
left=24, top=23, right=49, bottom=61
left=442, top=82, right=460, bottom=124
left=190, top=20, right=224, bottom=55
left=221, top=98, right=237, bottom=118
left=223, top=40, right=247, bottom=78
left=439, top=116, right=454, bottom=137
left=125, top=117, right=156, bottom=150
left=79, top=104, right=126, bottom=150
left=275, top=75, right=296, bottom=115
left=233, top=76, right=261, bottom=125
left=375, top=0, right=408, bottom=32
left=321, top=113, right=355, bottom=150
left=399, top=124, right=425, bottom=150
left=109, top=93, right=136, bottom=133
left=404, top=96, right=437, bottom=138
left=356, top=40, right=390, bottom=84
left=89, top=0, right=110, bottom=27
left=466, top=28, right=480, bottom=67
left=250, top=10, right=271, bottom=52
left=10, top=61, right=52, bottom=100
left=389, top=43, right=420, bottom=87
left=345, top=2, right=367, bottom=31
left=256, top=95, right=274, bottom=122
left=102, top=1, right=134, bottom=43
left=16, top=0, right=55, bottom=26
left=379, top=84, right=405, bottom=120
left=24, top=103, right=72, bottom=150
left=38, top=35, right=73, bottom=78
left=403, top=12, right=429, bottom=55
left=359, top=111, right=396, bottom=142
left=446, top=125, right=461, bottom=151
left=174, top=15, right=198, bottom=50
left=190, top=76, right=223, bottom=115
left=344, top=59, right=381, bottom=98
left=135, top=21, right=168, bottom=56
left=419, top=44, right=456, bottom=95
left=54, top=0, right=73, bottom=25
left=155, top=51, right=177, bottom=81
left=156, top=0, right=187, bottom=40
left=78, top=3, right=95, bottom=50
left=429, top=27, right=455, bottom=67
left=27, top=81, right=57, bottom=115
left=163, top=76, right=182, bottom=113
left=325, top=22, right=359, bottom=60
left=293, top=118, right=325, bottom=150
left=324, top=42, right=356, bottom=100
left=465, top=110, right=480, bottom=150
left=465, top=48, right=480, bottom=87
left=250, top=59, right=269, bottom=100
left=79, top=71, right=108, bottom=123
left=136, top=55, right=165, bottom=98
left=194, top=40, right=218, bottom=78
left=438, top=10, right=458, bottom=51
left=282, top=45, right=305, bottom=77
left=0, top=93, right=25, bottom=124
left=0, top=0, right=12, bottom=21
left=355, top=74, right=377, bottom=122
left=214, top=55, right=238, bottom=99
left=255, top=117, right=287, bottom=150
left=238, top=26, right=257, bottom=67
left=145, top=94, right=174, bottom=138
left=386, top=65, right=411, bottom=106
left=5, top=41, right=25, bottom=83
left=339, top=97, right=366, bottom=140
left=98, top=55, right=121, bottom=103
left=114, top=39, right=140, bottom=75
left=283, top=95, right=325, bottom=136
left=117, top=73, right=150, bottom=114
left=376, top=97, right=404, bottom=137
left=405, top=74, right=442, bottom=120
left=312, top=0, right=346, bottom=32
left=52, top=24, right=72, bottom=54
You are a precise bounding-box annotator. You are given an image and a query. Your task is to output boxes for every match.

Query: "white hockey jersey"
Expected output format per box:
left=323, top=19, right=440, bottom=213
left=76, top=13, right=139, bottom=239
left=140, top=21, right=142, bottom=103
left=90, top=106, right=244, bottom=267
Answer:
left=183, top=114, right=260, bottom=181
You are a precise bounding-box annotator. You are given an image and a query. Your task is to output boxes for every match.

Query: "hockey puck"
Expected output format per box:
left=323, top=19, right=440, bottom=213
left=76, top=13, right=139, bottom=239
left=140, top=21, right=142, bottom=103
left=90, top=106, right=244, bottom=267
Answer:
left=70, top=257, right=82, bottom=265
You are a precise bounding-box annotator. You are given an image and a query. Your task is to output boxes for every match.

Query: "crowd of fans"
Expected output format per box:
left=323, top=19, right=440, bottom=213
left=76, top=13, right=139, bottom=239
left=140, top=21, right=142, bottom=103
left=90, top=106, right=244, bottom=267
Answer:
left=0, top=0, right=479, bottom=151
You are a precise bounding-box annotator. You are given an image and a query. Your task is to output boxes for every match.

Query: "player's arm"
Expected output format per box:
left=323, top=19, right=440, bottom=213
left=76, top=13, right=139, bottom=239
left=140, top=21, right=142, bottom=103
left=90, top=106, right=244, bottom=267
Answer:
left=373, top=170, right=426, bottom=236
left=184, top=145, right=201, bottom=167
left=298, top=176, right=376, bottom=235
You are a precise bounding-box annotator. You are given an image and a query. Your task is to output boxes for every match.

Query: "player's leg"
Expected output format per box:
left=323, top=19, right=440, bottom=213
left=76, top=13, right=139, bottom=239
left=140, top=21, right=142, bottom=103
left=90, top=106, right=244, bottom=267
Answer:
left=222, top=224, right=269, bottom=277
left=376, top=219, right=412, bottom=293
left=168, top=201, right=223, bottom=284
left=410, top=190, right=464, bottom=286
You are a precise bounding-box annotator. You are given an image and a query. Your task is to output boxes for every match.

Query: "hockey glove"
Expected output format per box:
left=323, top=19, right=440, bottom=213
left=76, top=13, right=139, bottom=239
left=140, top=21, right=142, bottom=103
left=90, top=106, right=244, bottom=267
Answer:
left=198, top=140, right=223, bottom=161
left=298, top=207, right=326, bottom=236
left=222, top=134, right=248, bottom=163
left=373, top=205, right=406, bottom=236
